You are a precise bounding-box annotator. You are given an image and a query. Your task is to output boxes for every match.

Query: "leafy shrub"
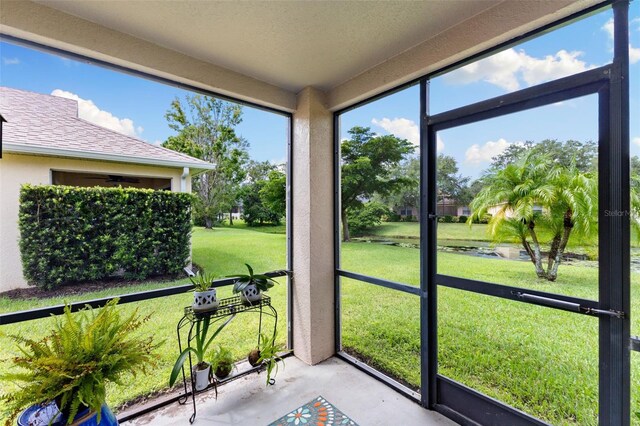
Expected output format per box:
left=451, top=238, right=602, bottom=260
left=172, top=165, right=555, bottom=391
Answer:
left=19, top=185, right=194, bottom=289
left=471, top=213, right=492, bottom=224
left=386, top=211, right=401, bottom=222
left=443, top=215, right=455, bottom=223
left=458, top=215, right=468, bottom=223
left=348, top=201, right=391, bottom=234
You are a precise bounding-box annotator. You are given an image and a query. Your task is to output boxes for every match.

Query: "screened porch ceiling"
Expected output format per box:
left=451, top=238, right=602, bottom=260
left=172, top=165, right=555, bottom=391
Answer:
left=2, top=0, right=599, bottom=111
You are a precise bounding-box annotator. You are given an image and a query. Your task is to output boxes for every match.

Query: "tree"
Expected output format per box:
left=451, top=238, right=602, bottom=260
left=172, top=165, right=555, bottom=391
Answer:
left=379, top=157, right=420, bottom=217
left=490, top=139, right=597, bottom=172
left=259, top=169, right=286, bottom=221
left=459, top=179, right=485, bottom=207
left=341, top=127, right=415, bottom=241
left=239, top=162, right=285, bottom=226
left=470, top=153, right=597, bottom=281
left=163, top=95, right=248, bottom=228
left=437, top=154, right=469, bottom=214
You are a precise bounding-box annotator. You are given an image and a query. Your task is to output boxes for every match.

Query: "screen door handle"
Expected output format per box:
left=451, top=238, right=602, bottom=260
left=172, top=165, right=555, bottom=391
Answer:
left=514, top=292, right=625, bottom=318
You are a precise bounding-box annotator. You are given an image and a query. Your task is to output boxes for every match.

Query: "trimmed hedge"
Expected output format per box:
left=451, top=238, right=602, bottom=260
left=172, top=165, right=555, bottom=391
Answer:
left=19, top=185, right=194, bottom=289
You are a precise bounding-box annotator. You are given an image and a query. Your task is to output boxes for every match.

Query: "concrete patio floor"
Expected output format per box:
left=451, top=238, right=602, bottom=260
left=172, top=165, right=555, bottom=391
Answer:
left=122, top=356, right=457, bottom=426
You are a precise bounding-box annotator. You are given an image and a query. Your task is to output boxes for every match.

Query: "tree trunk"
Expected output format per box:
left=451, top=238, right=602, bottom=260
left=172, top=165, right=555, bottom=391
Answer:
left=204, top=216, right=213, bottom=229
left=547, top=234, right=561, bottom=272
left=229, top=209, right=234, bottom=225
left=521, top=237, right=536, bottom=265
left=547, top=210, right=574, bottom=281
left=528, top=222, right=547, bottom=279
left=341, top=209, right=351, bottom=242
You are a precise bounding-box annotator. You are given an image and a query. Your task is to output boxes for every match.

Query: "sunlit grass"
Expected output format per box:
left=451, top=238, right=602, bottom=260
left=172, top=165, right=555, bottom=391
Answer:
left=341, top=241, right=640, bottom=426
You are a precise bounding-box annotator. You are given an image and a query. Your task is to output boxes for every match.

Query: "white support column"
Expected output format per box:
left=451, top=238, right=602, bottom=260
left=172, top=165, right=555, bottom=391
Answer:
left=292, top=86, right=335, bottom=365
left=180, top=167, right=189, bottom=192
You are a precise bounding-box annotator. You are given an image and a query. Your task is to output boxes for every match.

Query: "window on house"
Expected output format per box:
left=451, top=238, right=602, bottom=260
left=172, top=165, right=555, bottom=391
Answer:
left=52, top=171, right=172, bottom=190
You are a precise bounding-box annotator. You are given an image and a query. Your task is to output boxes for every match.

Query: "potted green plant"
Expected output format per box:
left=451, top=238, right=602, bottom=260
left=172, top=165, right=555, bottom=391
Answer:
left=226, top=263, right=279, bottom=303
left=0, top=299, right=160, bottom=426
left=169, top=315, right=235, bottom=392
left=254, top=331, right=289, bottom=386
left=210, top=345, right=235, bottom=379
left=190, top=271, right=219, bottom=312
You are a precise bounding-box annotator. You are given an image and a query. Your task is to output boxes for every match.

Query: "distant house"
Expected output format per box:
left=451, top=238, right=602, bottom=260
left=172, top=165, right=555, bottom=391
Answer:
left=0, top=87, right=214, bottom=291
left=395, top=199, right=471, bottom=220
left=396, top=205, right=419, bottom=220
left=436, top=197, right=466, bottom=217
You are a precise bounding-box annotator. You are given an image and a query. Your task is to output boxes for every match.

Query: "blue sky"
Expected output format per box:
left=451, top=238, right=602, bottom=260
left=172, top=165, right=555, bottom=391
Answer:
left=340, top=4, right=640, bottom=179
left=0, top=4, right=638, bottom=178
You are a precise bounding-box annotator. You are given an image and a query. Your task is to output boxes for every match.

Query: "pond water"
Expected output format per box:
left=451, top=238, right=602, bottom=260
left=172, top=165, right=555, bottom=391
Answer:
left=350, top=236, right=640, bottom=271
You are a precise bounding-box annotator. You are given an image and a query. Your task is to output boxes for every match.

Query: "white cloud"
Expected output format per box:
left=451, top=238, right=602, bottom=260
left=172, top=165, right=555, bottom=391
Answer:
left=603, top=18, right=615, bottom=40
left=520, top=50, right=592, bottom=85
left=2, top=57, right=20, bottom=65
left=465, top=138, right=511, bottom=165
left=51, top=89, right=143, bottom=138
left=372, top=117, right=419, bottom=145
left=445, top=49, right=522, bottom=91
left=633, top=136, right=640, bottom=148
left=630, top=45, right=640, bottom=64
left=58, top=57, right=79, bottom=67
left=602, top=18, right=640, bottom=64
left=270, top=157, right=288, bottom=167
left=445, top=48, right=592, bottom=91
left=371, top=117, right=444, bottom=151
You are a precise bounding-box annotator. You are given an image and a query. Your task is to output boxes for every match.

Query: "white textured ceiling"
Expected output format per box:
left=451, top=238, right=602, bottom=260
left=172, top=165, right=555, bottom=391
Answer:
left=34, top=0, right=503, bottom=92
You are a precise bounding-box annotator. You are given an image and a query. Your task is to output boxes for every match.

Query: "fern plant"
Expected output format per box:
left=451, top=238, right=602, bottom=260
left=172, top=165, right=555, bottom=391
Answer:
left=210, top=345, right=235, bottom=378
left=0, top=299, right=160, bottom=425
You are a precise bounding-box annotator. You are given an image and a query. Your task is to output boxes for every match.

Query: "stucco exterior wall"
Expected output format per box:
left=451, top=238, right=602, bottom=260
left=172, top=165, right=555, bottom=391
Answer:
left=0, top=153, right=191, bottom=292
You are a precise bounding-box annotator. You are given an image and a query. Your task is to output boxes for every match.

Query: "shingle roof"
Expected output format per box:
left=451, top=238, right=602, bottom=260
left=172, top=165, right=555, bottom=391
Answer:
left=0, top=87, right=214, bottom=170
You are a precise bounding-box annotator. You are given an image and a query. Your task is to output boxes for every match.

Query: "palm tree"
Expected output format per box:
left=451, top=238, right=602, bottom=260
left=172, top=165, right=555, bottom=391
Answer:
left=469, top=153, right=597, bottom=281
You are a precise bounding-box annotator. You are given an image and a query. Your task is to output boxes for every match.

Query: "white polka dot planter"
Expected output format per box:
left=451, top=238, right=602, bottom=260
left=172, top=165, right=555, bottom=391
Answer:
left=192, top=289, right=219, bottom=312
left=241, top=284, right=262, bottom=303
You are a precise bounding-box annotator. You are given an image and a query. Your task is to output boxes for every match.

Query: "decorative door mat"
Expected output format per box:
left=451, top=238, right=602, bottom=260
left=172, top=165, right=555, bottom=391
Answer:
left=267, top=395, right=358, bottom=426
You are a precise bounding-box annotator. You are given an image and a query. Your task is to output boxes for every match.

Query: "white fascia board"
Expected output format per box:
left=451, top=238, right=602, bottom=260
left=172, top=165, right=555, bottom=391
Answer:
left=3, top=142, right=216, bottom=172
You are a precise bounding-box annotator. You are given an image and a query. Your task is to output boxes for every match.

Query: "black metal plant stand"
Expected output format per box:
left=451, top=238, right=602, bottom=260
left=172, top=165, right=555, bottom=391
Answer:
left=176, top=295, right=278, bottom=423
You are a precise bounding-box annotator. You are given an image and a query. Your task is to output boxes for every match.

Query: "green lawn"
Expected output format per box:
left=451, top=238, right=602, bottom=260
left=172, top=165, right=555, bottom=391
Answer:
left=366, top=222, right=488, bottom=241
left=221, top=219, right=286, bottom=235
left=341, top=242, right=635, bottom=425
left=1, top=223, right=638, bottom=425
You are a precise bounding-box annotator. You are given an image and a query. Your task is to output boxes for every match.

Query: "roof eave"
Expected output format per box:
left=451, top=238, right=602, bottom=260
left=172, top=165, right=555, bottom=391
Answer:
left=2, top=142, right=216, bottom=172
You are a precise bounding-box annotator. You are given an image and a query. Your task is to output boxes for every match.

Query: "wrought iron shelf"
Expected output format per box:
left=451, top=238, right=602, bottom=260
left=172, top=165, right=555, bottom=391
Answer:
left=184, top=294, right=272, bottom=321
left=176, top=294, right=278, bottom=423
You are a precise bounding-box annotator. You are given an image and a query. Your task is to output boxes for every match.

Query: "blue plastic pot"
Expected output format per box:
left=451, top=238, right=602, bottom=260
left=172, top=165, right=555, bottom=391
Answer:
left=17, top=403, right=118, bottom=426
